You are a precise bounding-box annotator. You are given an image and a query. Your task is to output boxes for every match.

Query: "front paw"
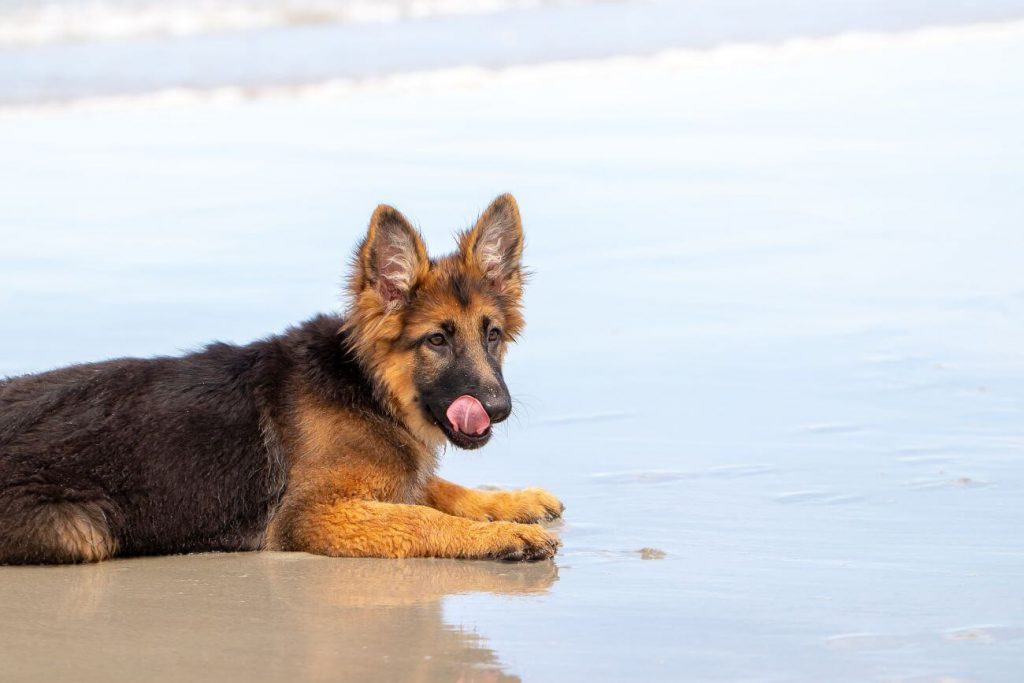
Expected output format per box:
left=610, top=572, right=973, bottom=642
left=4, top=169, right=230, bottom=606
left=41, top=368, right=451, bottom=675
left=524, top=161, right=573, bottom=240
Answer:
left=500, top=487, right=564, bottom=524
left=488, top=522, right=560, bottom=562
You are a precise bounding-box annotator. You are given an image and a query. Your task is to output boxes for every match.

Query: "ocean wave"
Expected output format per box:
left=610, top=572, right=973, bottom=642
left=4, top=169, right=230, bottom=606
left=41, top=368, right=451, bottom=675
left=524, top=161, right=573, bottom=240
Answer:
left=0, top=0, right=598, bottom=47
left=3, top=19, right=1020, bottom=117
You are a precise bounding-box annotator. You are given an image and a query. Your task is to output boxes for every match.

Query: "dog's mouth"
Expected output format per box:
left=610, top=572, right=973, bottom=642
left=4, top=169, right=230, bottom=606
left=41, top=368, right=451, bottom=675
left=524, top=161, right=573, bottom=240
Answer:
left=427, top=394, right=493, bottom=450
left=441, top=422, right=492, bottom=449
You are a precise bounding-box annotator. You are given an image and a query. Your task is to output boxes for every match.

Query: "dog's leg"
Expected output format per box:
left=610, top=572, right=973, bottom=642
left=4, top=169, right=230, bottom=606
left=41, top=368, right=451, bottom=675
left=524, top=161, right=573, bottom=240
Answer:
left=0, top=491, right=119, bottom=565
left=423, top=477, right=563, bottom=524
left=266, top=493, right=558, bottom=561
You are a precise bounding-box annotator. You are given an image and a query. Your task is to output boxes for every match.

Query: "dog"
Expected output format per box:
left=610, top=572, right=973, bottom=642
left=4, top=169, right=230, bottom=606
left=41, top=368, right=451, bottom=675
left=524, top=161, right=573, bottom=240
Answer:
left=0, top=194, right=562, bottom=564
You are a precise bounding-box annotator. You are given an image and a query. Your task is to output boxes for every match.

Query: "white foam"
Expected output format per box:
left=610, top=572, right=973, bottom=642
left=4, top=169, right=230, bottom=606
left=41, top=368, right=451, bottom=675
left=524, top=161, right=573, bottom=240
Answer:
left=3, top=19, right=1021, bottom=117
left=0, top=0, right=592, bottom=47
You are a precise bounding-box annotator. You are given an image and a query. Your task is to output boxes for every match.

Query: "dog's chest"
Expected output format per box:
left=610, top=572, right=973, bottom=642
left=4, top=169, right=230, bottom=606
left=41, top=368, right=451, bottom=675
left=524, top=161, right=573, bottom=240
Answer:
left=287, top=395, right=438, bottom=504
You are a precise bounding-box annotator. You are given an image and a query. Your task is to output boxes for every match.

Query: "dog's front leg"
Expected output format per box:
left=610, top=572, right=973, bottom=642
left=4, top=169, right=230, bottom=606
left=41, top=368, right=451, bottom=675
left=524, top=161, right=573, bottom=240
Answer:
left=265, top=492, right=558, bottom=561
left=423, top=477, right=564, bottom=524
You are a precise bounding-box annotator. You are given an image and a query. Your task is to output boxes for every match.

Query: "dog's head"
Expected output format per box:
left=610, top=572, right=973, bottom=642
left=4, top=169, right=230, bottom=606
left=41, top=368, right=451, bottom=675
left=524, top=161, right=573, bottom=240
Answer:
left=343, top=194, right=525, bottom=450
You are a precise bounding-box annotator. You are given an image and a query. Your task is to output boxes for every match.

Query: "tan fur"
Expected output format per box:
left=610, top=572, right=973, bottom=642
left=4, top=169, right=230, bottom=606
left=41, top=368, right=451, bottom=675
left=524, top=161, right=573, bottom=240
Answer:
left=266, top=393, right=559, bottom=560
left=32, top=503, right=118, bottom=563
left=270, top=498, right=557, bottom=560
left=283, top=392, right=435, bottom=503
left=55, top=510, right=116, bottom=562
left=424, top=477, right=564, bottom=523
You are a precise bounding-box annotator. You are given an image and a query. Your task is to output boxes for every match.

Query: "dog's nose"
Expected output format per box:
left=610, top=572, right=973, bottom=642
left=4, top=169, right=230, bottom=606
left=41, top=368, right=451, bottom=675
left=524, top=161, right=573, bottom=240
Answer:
left=481, top=391, right=512, bottom=424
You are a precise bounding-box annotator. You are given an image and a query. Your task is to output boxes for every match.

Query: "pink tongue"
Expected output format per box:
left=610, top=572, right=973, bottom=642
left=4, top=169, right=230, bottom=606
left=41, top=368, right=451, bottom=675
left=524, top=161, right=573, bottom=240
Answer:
left=446, top=395, right=491, bottom=436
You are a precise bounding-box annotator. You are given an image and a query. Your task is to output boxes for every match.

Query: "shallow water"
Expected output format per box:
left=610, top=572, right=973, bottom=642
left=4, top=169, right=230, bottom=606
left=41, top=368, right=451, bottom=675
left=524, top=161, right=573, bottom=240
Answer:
left=2, top=12, right=1024, bottom=683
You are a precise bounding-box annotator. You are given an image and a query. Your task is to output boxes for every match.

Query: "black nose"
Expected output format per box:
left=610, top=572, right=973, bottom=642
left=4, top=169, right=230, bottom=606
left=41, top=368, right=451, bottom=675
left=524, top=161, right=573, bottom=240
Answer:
left=481, top=390, right=512, bottom=424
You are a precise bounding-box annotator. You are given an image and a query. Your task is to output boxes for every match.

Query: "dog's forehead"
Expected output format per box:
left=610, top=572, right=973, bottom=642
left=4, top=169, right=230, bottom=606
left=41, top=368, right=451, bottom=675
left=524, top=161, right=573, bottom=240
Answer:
left=409, top=264, right=503, bottom=329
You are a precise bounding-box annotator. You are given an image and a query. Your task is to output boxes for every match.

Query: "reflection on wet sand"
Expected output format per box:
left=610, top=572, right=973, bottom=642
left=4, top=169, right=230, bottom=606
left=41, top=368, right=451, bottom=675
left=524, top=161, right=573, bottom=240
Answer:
left=0, top=552, right=557, bottom=682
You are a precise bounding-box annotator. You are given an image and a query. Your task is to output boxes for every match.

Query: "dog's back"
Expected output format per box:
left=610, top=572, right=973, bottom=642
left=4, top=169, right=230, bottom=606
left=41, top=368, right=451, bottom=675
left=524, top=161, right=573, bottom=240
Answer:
left=0, top=340, right=288, bottom=563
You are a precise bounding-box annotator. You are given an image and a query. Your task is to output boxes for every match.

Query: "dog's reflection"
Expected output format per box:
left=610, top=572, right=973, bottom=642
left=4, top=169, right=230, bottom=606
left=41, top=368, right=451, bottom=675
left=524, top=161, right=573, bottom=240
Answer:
left=0, top=553, right=557, bottom=682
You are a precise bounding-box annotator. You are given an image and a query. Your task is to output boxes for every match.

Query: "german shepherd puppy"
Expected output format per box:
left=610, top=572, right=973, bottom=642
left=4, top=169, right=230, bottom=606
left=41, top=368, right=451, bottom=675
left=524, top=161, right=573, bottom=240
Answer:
left=0, top=194, right=562, bottom=565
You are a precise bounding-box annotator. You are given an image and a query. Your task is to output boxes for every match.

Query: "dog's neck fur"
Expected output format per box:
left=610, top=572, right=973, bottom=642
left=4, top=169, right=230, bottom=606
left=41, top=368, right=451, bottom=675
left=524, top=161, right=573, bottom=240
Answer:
left=286, top=314, right=445, bottom=456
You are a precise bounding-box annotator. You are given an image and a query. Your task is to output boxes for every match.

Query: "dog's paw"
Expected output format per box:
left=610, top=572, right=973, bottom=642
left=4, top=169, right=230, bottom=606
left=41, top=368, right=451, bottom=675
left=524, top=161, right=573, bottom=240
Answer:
left=487, top=522, right=560, bottom=562
left=450, top=485, right=565, bottom=523
left=508, top=487, right=565, bottom=523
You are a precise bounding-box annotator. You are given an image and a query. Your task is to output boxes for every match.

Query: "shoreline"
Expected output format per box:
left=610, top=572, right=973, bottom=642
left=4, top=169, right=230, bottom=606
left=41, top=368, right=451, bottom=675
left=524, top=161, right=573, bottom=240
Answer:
left=2, top=17, right=1022, bottom=117
left=3, top=0, right=1022, bottom=107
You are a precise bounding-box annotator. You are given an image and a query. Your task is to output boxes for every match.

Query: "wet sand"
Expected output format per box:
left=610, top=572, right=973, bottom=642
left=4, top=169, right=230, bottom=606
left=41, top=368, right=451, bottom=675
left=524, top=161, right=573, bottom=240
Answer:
left=2, top=15, right=1024, bottom=683
left=1, top=553, right=556, bottom=681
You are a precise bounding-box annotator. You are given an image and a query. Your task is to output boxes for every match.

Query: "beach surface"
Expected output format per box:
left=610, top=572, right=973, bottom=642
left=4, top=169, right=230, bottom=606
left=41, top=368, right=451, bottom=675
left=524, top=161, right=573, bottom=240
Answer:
left=1, top=2, right=1023, bottom=680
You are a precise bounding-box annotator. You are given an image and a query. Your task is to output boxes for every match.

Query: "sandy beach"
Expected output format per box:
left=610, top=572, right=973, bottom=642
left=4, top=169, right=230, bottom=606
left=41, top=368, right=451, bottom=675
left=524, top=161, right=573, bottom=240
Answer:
left=2, top=2, right=1024, bottom=680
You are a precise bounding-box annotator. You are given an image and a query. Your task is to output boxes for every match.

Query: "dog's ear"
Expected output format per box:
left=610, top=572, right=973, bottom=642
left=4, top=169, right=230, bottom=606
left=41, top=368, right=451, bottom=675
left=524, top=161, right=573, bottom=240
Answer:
left=355, top=205, right=429, bottom=308
left=459, top=193, right=524, bottom=295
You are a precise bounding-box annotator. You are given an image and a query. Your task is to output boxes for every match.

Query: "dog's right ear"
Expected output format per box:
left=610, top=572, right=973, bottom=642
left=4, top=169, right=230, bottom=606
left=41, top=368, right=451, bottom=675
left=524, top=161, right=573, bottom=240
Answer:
left=352, top=205, right=429, bottom=309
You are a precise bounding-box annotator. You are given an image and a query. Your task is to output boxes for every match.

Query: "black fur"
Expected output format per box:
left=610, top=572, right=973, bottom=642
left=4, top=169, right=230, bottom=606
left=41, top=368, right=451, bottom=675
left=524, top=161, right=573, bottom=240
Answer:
left=0, top=315, right=370, bottom=564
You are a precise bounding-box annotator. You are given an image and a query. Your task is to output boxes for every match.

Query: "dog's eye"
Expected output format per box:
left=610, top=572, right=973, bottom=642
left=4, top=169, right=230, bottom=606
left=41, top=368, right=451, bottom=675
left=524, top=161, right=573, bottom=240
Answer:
left=488, top=328, right=501, bottom=343
left=427, top=333, right=447, bottom=347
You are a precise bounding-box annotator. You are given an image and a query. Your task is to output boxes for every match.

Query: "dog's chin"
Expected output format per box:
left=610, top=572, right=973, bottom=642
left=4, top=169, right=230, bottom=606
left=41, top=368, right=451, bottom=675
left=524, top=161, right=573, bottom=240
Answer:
left=441, top=422, right=492, bottom=450
left=425, top=407, right=492, bottom=450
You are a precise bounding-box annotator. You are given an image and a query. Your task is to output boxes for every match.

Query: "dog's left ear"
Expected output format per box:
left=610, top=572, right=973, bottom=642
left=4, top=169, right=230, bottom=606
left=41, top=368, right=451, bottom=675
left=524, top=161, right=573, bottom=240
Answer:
left=460, top=193, right=524, bottom=295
